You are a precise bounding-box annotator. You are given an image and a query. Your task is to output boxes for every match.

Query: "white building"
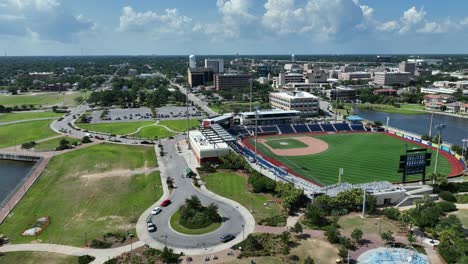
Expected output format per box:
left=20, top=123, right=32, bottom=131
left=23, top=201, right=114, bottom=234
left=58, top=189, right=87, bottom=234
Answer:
left=273, top=72, right=304, bottom=88
left=373, top=72, right=411, bottom=87
left=189, top=130, right=230, bottom=164
left=189, top=55, right=196, bottom=69
left=270, top=91, right=319, bottom=116
left=238, top=110, right=301, bottom=125
left=205, top=59, right=224, bottom=73
left=339, top=72, right=372, bottom=81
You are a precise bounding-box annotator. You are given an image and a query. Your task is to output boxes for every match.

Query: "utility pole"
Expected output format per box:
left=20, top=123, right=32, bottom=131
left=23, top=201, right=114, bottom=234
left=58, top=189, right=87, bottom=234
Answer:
left=433, top=124, right=446, bottom=180
left=254, top=109, right=259, bottom=163
left=428, top=100, right=435, bottom=137
left=249, top=79, right=253, bottom=112
left=361, top=189, right=367, bottom=218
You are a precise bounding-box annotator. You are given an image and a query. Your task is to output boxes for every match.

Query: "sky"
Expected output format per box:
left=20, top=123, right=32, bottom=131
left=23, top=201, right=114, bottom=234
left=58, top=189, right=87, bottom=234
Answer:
left=0, top=0, right=468, bottom=55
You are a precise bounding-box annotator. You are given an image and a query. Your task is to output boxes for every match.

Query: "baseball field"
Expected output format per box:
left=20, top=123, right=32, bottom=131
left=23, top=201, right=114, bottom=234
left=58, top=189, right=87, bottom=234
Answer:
left=246, top=133, right=458, bottom=186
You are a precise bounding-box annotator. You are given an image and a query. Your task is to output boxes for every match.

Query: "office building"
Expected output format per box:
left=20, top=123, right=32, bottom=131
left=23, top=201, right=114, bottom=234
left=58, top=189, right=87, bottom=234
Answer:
left=373, top=72, right=411, bottom=87
left=205, top=59, right=224, bottom=73
left=189, top=55, right=196, bottom=69
left=188, top=67, right=214, bottom=88
left=273, top=72, right=304, bottom=88
left=214, top=74, right=251, bottom=91
left=399, top=61, right=416, bottom=76
left=305, top=69, right=328, bottom=83
left=327, top=87, right=357, bottom=101
left=339, top=72, right=372, bottom=81
left=270, top=91, right=319, bottom=116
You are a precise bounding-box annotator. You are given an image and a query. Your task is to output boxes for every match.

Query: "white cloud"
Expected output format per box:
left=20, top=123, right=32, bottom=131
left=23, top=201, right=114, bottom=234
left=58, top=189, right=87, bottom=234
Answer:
left=377, top=21, right=399, bottom=32
left=399, top=6, right=426, bottom=33
left=460, top=17, right=468, bottom=26
left=360, top=5, right=373, bottom=18
left=5, top=0, right=60, bottom=12
left=118, top=6, right=192, bottom=35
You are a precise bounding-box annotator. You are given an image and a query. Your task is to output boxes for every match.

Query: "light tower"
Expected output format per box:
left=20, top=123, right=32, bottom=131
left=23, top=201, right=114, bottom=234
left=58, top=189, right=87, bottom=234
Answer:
left=189, top=55, right=196, bottom=69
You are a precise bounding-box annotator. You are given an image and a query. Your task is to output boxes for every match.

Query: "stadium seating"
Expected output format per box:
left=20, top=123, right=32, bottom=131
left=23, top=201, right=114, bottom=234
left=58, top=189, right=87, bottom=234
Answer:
left=293, top=124, right=311, bottom=133
left=350, top=124, right=365, bottom=131
left=307, top=124, right=323, bottom=132
left=278, top=124, right=295, bottom=134
left=321, top=123, right=336, bottom=132
left=261, top=126, right=279, bottom=134
left=333, top=123, right=351, bottom=131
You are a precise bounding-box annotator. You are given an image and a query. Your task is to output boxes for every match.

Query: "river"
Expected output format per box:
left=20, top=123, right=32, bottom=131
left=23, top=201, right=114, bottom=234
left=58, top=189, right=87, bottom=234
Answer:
left=0, top=159, right=34, bottom=206
left=354, top=109, right=468, bottom=145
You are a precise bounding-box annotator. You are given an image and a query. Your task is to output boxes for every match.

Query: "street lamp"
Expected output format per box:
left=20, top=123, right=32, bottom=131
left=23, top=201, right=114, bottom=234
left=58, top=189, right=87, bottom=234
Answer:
left=160, top=234, right=168, bottom=248
left=433, top=124, right=446, bottom=181
left=242, top=224, right=245, bottom=240
left=254, top=108, right=259, bottom=164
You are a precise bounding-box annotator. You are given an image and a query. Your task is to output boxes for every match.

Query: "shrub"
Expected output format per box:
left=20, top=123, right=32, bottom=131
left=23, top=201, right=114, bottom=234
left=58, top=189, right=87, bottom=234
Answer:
left=382, top=208, right=400, bottom=220
left=21, top=141, right=36, bottom=149
left=78, top=255, right=95, bottom=264
left=324, top=225, right=341, bottom=244
left=258, top=215, right=287, bottom=227
left=456, top=194, right=468, bottom=204
left=89, top=239, right=112, bottom=249
left=438, top=191, right=456, bottom=202
left=81, top=136, right=92, bottom=144
left=436, top=201, right=457, bottom=212
left=248, top=173, right=276, bottom=193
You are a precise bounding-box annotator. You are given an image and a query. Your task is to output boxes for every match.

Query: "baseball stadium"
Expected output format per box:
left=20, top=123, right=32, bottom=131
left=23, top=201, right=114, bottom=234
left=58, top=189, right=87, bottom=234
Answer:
left=241, top=131, right=464, bottom=186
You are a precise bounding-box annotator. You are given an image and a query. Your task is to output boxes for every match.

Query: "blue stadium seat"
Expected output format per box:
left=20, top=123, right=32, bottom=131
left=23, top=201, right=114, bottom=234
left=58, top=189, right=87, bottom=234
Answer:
left=261, top=126, right=279, bottom=133
left=350, top=124, right=365, bottom=131
left=333, top=123, right=351, bottom=131
left=307, top=124, right=323, bottom=132
left=278, top=124, right=295, bottom=134
left=321, top=123, right=336, bottom=132
left=293, top=124, right=310, bottom=133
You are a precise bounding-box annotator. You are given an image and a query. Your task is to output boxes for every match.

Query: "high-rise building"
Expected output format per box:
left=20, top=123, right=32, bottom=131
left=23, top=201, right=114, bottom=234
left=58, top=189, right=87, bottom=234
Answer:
left=373, top=72, right=411, bottom=87
left=205, top=59, right=224, bottom=73
left=399, top=61, right=416, bottom=76
left=189, top=55, right=196, bottom=69
left=214, top=74, right=251, bottom=91
left=188, top=67, right=214, bottom=87
left=270, top=91, right=319, bottom=116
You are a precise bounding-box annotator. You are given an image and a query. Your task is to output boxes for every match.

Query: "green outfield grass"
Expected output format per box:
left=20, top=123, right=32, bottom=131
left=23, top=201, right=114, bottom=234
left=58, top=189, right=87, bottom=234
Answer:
left=265, top=138, right=308, bottom=149
left=251, top=133, right=452, bottom=185
left=0, top=111, right=63, bottom=123
left=159, top=119, right=200, bottom=132
left=134, top=126, right=176, bottom=139
left=0, top=120, right=57, bottom=148
left=0, top=252, right=78, bottom=264
left=77, top=121, right=154, bottom=135
left=0, top=92, right=90, bottom=107
left=0, top=144, right=161, bottom=246
left=202, top=171, right=283, bottom=222
left=34, top=136, right=80, bottom=151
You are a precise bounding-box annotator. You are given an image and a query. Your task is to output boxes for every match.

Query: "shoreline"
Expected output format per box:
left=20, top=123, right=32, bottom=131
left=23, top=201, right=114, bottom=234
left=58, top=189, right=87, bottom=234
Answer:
left=354, top=104, right=468, bottom=119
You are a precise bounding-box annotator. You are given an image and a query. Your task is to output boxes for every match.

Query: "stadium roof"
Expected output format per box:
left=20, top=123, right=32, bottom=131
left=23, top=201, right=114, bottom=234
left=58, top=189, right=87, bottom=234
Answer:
left=346, top=115, right=363, bottom=122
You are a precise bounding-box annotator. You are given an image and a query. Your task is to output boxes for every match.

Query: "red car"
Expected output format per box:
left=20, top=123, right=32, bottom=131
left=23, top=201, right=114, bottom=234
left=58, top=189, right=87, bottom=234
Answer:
left=161, top=199, right=171, bottom=207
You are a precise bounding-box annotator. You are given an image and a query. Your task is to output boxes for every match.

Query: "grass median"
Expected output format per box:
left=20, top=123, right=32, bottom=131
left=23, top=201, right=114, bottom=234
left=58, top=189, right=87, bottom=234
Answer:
left=0, top=92, right=90, bottom=107
left=169, top=210, right=221, bottom=235
left=0, top=120, right=57, bottom=148
left=33, top=136, right=81, bottom=151
left=76, top=121, right=154, bottom=135
left=0, top=143, right=161, bottom=246
left=0, top=111, right=63, bottom=123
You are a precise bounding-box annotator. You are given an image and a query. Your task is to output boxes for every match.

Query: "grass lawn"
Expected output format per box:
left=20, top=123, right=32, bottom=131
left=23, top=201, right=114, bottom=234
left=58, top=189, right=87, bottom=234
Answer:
left=0, top=92, right=90, bottom=107
left=169, top=210, right=221, bottom=235
left=0, top=111, right=63, bottom=123
left=356, top=104, right=424, bottom=115
left=0, top=252, right=78, bottom=264
left=134, top=126, right=176, bottom=139
left=451, top=209, right=468, bottom=229
left=224, top=238, right=338, bottom=264
left=159, top=119, right=200, bottom=132
left=77, top=121, right=154, bottom=135
left=0, top=144, right=161, bottom=246
left=251, top=133, right=452, bottom=185
left=34, top=136, right=80, bottom=151
left=400, top=104, right=425, bottom=110
left=265, top=138, right=308, bottom=149
left=0, top=120, right=57, bottom=148
left=202, top=171, right=283, bottom=222
left=338, top=213, right=400, bottom=235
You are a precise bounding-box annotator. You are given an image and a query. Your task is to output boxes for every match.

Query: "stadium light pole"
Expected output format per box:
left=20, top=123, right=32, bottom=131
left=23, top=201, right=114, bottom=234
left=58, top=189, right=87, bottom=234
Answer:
left=361, top=189, right=367, bottom=218
left=254, top=108, right=259, bottom=163
left=249, top=79, right=253, bottom=112
left=433, top=124, right=446, bottom=180
left=386, top=116, right=390, bottom=133
left=186, top=86, right=190, bottom=150
left=428, top=99, right=435, bottom=138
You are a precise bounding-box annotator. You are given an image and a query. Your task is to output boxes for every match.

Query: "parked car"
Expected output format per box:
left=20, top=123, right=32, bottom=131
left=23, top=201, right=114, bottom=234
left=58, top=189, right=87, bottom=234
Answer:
left=161, top=199, right=171, bottom=207
left=220, top=234, right=235, bottom=243
left=147, top=223, right=156, bottom=232
left=151, top=207, right=162, bottom=215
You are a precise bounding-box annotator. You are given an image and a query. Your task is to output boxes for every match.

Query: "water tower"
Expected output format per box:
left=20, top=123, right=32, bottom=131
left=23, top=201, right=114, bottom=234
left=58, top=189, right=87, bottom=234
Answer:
left=189, top=55, right=196, bottom=69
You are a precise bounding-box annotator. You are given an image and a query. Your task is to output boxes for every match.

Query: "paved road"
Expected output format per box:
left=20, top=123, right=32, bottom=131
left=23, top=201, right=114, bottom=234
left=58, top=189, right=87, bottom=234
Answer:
left=144, top=138, right=248, bottom=251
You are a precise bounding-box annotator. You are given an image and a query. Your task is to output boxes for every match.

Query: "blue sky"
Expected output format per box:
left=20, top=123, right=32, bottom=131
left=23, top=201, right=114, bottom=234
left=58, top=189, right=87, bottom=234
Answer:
left=0, top=0, right=467, bottom=55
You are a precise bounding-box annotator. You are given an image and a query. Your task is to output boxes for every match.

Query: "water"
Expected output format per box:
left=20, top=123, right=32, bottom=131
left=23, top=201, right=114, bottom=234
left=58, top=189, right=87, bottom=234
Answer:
left=358, top=247, right=429, bottom=264
left=0, top=159, right=35, bottom=206
left=354, top=108, right=468, bottom=145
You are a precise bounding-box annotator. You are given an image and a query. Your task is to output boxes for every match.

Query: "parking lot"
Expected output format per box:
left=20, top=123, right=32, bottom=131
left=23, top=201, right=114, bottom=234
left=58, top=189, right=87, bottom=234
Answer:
left=87, top=106, right=204, bottom=124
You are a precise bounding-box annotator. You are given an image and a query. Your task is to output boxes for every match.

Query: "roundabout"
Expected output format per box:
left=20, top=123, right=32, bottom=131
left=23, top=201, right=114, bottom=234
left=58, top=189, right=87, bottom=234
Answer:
left=169, top=209, right=222, bottom=235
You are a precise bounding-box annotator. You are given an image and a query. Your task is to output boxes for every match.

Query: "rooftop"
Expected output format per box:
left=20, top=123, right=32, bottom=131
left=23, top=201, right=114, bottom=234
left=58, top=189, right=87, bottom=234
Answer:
left=270, top=91, right=318, bottom=99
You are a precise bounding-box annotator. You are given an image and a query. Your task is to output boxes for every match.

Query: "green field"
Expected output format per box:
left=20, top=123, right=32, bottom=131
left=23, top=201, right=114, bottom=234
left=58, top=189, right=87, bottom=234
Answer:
left=159, top=119, right=200, bottom=132
left=265, top=138, right=308, bottom=149
left=0, top=144, right=161, bottom=246
left=251, top=133, right=452, bottom=185
left=0, top=92, right=90, bottom=107
left=34, top=136, right=81, bottom=151
left=0, top=111, right=63, bottom=123
left=0, top=120, right=57, bottom=148
left=134, top=126, right=176, bottom=139
left=169, top=210, right=221, bottom=235
left=356, top=103, right=424, bottom=115
left=202, top=171, right=283, bottom=222
left=77, top=121, right=154, bottom=135
left=0, top=252, right=78, bottom=264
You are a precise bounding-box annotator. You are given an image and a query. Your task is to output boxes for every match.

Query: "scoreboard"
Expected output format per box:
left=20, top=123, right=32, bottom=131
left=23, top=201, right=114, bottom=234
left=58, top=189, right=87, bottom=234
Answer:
left=398, top=149, right=432, bottom=183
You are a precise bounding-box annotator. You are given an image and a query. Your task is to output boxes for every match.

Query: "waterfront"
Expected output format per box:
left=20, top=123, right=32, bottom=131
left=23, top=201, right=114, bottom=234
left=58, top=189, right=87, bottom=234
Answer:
left=0, top=159, right=34, bottom=206
left=354, top=109, right=468, bottom=145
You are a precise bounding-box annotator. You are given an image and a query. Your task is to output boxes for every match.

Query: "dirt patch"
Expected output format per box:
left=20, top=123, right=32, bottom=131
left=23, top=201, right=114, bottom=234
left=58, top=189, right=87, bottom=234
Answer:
left=258, top=136, right=328, bottom=156
left=79, top=167, right=159, bottom=180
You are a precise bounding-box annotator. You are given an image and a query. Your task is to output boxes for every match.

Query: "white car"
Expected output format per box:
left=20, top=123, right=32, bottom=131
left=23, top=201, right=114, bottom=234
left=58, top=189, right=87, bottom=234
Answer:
left=147, top=222, right=156, bottom=232
left=151, top=207, right=162, bottom=215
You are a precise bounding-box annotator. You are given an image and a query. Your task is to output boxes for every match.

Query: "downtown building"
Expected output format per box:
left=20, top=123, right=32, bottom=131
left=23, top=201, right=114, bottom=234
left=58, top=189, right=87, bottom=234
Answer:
left=214, top=73, right=251, bottom=91
left=270, top=91, right=319, bottom=116
left=188, top=67, right=214, bottom=87
left=373, top=72, right=411, bottom=87
left=205, top=59, right=224, bottom=73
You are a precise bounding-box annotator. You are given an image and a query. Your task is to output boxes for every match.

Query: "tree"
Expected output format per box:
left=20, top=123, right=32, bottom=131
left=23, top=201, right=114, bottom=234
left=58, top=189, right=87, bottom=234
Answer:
left=374, top=121, right=383, bottom=127
left=293, top=222, right=303, bottom=235
left=280, top=231, right=291, bottom=245
left=275, top=182, right=304, bottom=213
left=325, top=225, right=341, bottom=244
left=206, top=203, right=221, bottom=222
left=406, top=232, right=416, bottom=246
left=380, top=230, right=394, bottom=245
left=303, top=256, right=314, bottom=264
left=338, top=245, right=348, bottom=263
left=304, top=205, right=328, bottom=227
left=351, top=228, right=363, bottom=245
